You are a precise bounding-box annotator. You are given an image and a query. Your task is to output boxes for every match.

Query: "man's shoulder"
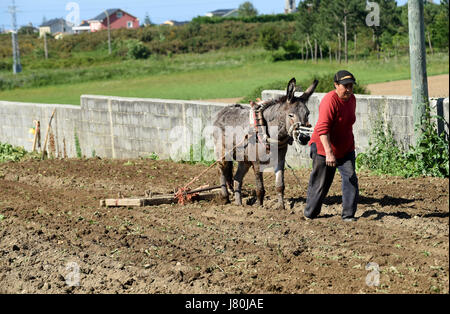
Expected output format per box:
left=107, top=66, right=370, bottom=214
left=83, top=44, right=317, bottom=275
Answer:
left=320, top=90, right=335, bottom=101
left=320, top=91, right=339, bottom=106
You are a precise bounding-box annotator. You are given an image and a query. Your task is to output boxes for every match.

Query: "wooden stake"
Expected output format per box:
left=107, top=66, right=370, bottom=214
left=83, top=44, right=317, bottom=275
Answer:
left=32, top=120, right=40, bottom=152
left=42, top=108, right=56, bottom=159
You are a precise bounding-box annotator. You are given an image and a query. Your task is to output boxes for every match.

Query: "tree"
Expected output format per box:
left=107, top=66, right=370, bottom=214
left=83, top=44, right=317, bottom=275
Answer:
left=428, top=0, right=449, bottom=48
left=144, top=12, right=152, bottom=26
left=238, top=1, right=258, bottom=17
left=18, top=24, right=38, bottom=35
left=295, top=0, right=323, bottom=60
left=423, top=0, right=447, bottom=50
left=367, top=0, right=402, bottom=57
left=319, top=0, right=366, bottom=63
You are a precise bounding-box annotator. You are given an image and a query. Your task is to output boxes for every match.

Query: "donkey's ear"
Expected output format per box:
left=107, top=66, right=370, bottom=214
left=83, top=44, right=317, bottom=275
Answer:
left=300, top=79, right=318, bottom=101
left=286, top=78, right=296, bottom=103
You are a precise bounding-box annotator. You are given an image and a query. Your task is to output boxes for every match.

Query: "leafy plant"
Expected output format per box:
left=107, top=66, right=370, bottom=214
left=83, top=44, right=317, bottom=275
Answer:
left=356, top=104, right=449, bottom=178
left=0, top=142, right=28, bottom=162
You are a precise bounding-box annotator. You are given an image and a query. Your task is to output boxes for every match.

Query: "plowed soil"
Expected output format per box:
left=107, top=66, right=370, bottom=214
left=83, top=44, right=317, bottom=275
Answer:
left=0, top=158, right=448, bottom=294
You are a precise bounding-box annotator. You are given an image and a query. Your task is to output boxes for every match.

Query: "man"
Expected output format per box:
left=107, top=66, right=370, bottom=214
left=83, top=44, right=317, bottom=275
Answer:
left=304, top=70, right=359, bottom=221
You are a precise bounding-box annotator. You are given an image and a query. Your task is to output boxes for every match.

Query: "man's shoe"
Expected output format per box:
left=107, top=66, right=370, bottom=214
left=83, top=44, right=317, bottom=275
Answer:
left=343, top=217, right=356, bottom=222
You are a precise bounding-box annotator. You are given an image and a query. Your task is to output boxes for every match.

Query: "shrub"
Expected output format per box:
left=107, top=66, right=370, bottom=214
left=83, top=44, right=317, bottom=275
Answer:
left=259, top=25, right=283, bottom=51
left=0, top=60, right=11, bottom=71
left=282, top=40, right=301, bottom=59
left=126, top=39, right=151, bottom=59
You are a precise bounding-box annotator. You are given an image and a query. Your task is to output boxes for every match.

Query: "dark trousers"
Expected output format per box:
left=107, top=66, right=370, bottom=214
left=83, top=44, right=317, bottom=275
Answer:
left=304, top=142, right=359, bottom=219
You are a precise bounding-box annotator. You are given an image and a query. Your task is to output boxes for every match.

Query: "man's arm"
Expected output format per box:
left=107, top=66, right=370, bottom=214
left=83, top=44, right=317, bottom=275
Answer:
left=319, top=134, right=336, bottom=167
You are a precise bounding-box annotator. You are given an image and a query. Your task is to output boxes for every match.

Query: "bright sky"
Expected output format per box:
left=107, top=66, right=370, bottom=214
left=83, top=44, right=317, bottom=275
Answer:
left=1, top=0, right=411, bottom=30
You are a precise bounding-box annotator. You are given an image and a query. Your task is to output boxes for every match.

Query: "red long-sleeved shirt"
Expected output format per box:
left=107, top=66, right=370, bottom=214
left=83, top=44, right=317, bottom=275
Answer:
left=309, top=90, right=356, bottom=159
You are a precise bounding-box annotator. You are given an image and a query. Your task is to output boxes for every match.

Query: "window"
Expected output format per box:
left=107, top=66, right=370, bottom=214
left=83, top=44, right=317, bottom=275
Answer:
left=127, top=21, right=133, bottom=28
left=117, top=11, right=123, bottom=18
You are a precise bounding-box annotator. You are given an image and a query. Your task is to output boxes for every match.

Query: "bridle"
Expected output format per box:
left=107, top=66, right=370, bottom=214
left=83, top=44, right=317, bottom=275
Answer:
left=289, top=122, right=314, bottom=146
left=249, top=102, right=314, bottom=149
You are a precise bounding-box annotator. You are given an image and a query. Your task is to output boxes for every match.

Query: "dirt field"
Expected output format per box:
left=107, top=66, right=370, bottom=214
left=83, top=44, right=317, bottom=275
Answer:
left=0, top=158, right=448, bottom=294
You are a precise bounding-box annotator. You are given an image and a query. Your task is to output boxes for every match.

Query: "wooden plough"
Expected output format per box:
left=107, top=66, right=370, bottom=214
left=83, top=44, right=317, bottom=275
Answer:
left=101, top=121, right=250, bottom=208
left=100, top=185, right=222, bottom=208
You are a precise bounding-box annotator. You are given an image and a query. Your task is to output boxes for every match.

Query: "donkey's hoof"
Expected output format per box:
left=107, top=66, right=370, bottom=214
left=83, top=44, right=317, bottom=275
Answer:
left=217, top=196, right=230, bottom=205
left=276, top=203, right=285, bottom=210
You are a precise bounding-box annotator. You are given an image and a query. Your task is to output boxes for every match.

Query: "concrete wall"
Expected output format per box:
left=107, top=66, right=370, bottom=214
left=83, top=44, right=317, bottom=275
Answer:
left=0, top=93, right=448, bottom=168
left=0, top=96, right=228, bottom=161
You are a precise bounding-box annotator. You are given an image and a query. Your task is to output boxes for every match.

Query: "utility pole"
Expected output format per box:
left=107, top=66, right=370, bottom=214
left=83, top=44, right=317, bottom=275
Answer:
left=8, top=0, right=22, bottom=74
left=408, top=0, right=429, bottom=142
left=44, top=32, right=48, bottom=59
left=104, top=10, right=111, bottom=55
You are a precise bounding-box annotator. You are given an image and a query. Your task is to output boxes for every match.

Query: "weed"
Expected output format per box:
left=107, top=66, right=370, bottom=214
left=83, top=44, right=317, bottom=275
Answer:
left=356, top=104, right=449, bottom=178
left=146, top=152, right=159, bottom=160
left=74, top=131, right=82, bottom=158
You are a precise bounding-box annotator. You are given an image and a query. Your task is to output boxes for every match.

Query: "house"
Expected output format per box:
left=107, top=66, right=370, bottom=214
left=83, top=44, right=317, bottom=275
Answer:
left=88, top=9, right=139, bottom=32
left=205, top=9, right=239, bottom=18
left=72, top=20, right=91, bottom=34
left=39, top=18, right=74, bottom=38
left=162, top=20, right=189, bottom=26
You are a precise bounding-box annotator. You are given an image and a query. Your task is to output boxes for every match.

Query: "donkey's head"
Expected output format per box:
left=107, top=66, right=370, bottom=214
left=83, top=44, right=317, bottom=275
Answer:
left=284, top=77, right=318, bottom=144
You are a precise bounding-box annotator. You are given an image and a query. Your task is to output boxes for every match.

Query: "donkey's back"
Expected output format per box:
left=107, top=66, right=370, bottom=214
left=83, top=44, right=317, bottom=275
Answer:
left=213, top=104, right=250, bottom=132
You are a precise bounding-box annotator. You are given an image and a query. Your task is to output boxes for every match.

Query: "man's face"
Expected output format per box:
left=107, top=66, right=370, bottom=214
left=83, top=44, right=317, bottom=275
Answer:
left=334, top=82, right=353, bottom=101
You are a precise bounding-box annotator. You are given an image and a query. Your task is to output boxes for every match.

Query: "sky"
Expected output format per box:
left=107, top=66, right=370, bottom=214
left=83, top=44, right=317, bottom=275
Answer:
left=1, top=0, right=411, bottom=30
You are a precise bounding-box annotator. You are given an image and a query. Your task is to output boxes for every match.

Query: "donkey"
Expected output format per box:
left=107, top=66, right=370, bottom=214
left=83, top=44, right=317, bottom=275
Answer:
left=213, top=78, right=318, bottom=210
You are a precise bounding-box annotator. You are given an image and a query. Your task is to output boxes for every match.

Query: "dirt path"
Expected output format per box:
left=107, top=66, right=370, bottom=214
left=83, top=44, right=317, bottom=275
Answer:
left=0, top=158, right=448, bottom=294
left=367, top=74, right=449, bottom=98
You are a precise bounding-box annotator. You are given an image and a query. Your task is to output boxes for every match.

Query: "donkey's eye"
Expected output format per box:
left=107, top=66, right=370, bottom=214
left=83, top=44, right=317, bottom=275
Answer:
left=288, top=113, right=295, bottom=118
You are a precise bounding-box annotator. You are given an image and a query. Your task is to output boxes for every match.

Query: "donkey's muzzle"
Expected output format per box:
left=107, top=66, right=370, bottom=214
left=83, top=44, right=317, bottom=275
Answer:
left=296, top=132, right=310, bottom=145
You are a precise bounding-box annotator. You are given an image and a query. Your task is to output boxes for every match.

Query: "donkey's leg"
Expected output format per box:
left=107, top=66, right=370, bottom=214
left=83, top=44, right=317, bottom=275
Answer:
left=224, top=160, right=234, bottom=193
left=233, top=161, right=251, bottom=206
left=274, top=155, right=286, bottom=210
left=253, top=163, right=265, bottom=207
left=218, top=161, right=232, bottom=204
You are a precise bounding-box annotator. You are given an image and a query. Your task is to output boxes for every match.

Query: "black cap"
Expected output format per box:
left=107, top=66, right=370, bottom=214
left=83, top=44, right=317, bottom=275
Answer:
left=334, top=70, right=356, bottom=85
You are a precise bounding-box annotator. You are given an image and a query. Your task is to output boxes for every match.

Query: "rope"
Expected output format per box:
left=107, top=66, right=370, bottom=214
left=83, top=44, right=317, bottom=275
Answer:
left=174, top=134, right=248, bottom=204
left=285, top=161, right=303, bottom=187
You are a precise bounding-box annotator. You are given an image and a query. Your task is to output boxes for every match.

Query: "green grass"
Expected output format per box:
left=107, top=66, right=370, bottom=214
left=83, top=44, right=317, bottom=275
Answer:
left=0, top=48, right=447, bottom=105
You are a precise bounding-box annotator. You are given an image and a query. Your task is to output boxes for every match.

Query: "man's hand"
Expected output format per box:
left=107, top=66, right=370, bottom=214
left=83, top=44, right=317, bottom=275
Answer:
left=325, top=151, right=337, bottom=167
left=320, top=134, right=336, bottom=168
